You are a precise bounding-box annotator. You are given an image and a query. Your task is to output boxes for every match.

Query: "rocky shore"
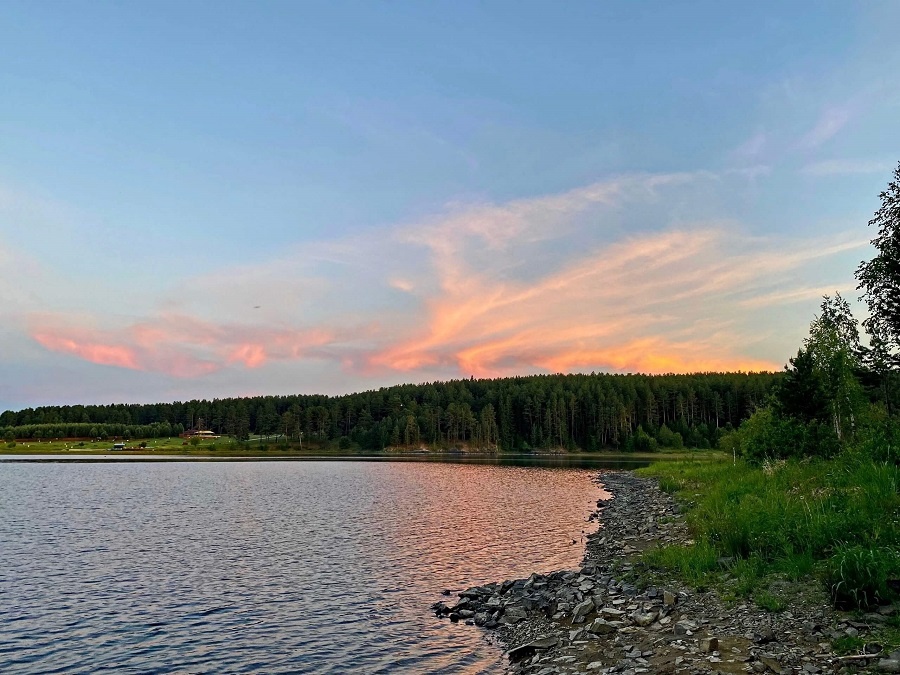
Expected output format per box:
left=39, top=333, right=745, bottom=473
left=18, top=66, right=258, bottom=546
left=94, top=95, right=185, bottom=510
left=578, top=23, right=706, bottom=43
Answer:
left=434, top=471, right=900, bottom=674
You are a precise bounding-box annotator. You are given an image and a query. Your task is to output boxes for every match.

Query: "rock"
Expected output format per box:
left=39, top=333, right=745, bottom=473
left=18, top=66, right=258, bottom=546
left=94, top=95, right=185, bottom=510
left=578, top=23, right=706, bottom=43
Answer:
left=699, top=637, right=719, bottom=653
left=878, top=660, right=900, bottom=673
left=759, top=654, right=781, bottom=672
left=601, top=607, right=626, bottom=620
left=755, top=628, right=776, bottom=644
left=500, top=605, right=527, bottom=625
left=507, top=636, right=558, bottom=661
left=674, top=620, right=697, bottom=636
left=572, top=598, right=595, bottom=623
left=663, top=590, right=677, bottom=606
left=631, top=610, right=658, bottom=627
left=587, top=618, right=618, bottom=635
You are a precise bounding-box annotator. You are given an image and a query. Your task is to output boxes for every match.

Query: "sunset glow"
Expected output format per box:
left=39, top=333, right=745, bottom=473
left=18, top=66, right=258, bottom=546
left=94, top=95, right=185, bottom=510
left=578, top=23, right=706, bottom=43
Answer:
left=1, top=1, right=896, bottom=408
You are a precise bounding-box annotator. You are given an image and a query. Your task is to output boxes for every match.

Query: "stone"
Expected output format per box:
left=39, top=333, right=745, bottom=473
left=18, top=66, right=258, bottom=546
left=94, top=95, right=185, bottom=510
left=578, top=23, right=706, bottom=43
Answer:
left=631, top=610, right=658, bottom=627
left=573, top=598, right=595, bottom=623
left=878, top=660, right=900, bottom=674
left=663, top=590, right=677, bottom=606
left=506, top=636, right=558, bottom=662
left=587, top=618, right=618, bottom=635
left=674, top=620, right=698, bottom=636
left=500, top=605, right=527, bottom=624
left=699, top=637, right=719, bottom=653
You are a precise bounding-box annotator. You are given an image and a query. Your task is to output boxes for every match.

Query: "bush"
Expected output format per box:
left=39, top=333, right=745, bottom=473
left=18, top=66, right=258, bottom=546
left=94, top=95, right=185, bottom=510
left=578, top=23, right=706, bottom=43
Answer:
left=338, top=436, right=352, bottom=450
left=826, top=545, right=900, bottom=609
left=736, top=407, right=839, bottom=463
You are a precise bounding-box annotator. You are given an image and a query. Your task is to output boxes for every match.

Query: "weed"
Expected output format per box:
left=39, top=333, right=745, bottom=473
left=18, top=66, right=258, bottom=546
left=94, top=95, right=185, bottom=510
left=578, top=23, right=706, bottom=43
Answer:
left=826, top=545, right=899, bottom=610
left=643, top=540, right=718, bottom=589
left=831, top=635, right=865, bottom=655
left=754, top=591, right=786, bottom=612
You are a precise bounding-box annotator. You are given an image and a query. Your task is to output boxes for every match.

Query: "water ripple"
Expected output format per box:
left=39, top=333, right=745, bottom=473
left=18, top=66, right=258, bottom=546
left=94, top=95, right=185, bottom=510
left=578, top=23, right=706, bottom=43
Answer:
left=0, top=461, right=601, bottom=673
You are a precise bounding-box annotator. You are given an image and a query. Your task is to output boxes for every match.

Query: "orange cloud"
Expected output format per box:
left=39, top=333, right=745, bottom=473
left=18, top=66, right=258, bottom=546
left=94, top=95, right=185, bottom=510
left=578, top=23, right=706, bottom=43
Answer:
left=27, top=172, right=865, bottom=383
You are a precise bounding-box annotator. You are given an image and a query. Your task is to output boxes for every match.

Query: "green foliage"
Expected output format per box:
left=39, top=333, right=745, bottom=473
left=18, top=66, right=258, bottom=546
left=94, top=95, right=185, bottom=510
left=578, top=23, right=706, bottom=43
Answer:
left=831, top=635, right=866, bottom=655
left=826, top=545, right=900, bottom=609
left=754, top=591, right=786, bottom=613
left=657, top=424, right=684, bottom=449
left=857, top=162, right=900, bottom=354
left=6, top=441, right=15, bottom=448
left=189, top=437, right=199, bottom=446
left=729, top=406, right=840, bottom=463
left=338, top=436, right=352, bottom=450
left=639, top=454, right=900, bottom=610
left=627, top=425, right=658, bottom=452
left=643, top=540, right=719, bottom=588
left=775, top=348, right=830, bottom=423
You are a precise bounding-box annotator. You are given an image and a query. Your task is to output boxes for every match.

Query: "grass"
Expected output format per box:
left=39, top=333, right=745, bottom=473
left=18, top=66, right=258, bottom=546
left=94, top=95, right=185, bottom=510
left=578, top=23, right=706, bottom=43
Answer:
left=636, top=454, right=900, bottom=614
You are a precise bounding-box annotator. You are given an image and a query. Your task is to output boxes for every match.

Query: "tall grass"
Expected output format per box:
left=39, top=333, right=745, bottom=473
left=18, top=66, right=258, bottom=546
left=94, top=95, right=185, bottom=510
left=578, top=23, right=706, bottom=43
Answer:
left=637, top=455, right=900, bottom=609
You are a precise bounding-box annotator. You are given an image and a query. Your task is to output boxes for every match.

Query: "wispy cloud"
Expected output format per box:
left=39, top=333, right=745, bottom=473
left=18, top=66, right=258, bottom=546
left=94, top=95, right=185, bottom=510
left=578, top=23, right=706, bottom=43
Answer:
left=802, top=158, right=896, bottom=176
left=799, top=103, right=855, bottom=149
left=28, top=172, right=864, bottom=382
left=733, top=131, right=768, bottom=160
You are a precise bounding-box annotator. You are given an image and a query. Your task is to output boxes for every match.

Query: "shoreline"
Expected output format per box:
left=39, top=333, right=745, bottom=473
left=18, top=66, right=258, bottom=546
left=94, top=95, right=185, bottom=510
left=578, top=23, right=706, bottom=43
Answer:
left=439, top=470, right=895, bottom=674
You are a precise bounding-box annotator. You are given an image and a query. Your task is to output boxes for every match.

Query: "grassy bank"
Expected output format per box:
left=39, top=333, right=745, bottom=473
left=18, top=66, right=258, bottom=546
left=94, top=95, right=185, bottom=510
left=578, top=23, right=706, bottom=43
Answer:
left=635, top=455, right=900, bottom=650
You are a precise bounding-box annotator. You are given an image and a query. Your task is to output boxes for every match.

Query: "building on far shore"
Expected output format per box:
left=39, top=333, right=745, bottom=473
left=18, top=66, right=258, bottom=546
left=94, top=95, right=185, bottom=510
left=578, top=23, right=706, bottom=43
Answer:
left=180, top=429, right=220, bottom=439
left=111, top=443, right=126, bottom=450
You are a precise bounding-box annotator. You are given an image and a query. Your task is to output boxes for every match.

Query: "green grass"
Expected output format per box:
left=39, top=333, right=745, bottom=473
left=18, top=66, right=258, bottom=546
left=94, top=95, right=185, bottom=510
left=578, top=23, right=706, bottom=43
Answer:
left=636, top=454, right=900, bottom=611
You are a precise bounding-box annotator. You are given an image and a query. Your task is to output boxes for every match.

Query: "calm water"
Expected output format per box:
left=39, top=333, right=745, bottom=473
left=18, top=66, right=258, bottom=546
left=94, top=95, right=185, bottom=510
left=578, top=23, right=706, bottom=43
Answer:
left=0, top=460, right=609, bottom=674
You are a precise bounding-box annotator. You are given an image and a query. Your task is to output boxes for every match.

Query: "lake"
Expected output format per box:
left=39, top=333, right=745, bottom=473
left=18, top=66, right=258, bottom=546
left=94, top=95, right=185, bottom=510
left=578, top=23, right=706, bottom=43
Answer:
left=0, top=458, right=627, bottom=673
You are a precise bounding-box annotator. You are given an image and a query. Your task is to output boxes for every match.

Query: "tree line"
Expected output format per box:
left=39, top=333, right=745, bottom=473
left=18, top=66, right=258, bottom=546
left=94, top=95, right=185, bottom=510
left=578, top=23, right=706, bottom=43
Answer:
left=1, top=371, right=778, bottom=451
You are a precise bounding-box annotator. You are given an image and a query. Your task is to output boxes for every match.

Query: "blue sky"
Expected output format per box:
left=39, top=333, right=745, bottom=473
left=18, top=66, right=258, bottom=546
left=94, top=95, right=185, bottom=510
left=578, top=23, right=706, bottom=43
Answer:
left=1, top=1, right=899, bottom=411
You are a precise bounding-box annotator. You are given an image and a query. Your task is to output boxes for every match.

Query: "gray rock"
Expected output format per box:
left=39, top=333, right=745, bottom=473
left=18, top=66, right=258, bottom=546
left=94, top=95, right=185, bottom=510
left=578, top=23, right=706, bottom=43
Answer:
left=673, top=619, right=697, bottom=636
left=587, top=618, right=618, bottom=635
left=501, top=605, right=527, bottom=625
left=507, top=636, right=558, bottom=661
left=878, top=660, right=900, bottom=673
left=572, top=598, right=595, bottom=623
left=631, top=610, right=657, bottom=627
left=699, top=637, right=719, bottom=653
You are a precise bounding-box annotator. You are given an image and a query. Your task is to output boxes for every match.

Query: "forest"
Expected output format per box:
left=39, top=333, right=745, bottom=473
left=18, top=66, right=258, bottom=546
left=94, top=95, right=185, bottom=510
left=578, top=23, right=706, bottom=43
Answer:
left=0, top=371, right=778, bottom=452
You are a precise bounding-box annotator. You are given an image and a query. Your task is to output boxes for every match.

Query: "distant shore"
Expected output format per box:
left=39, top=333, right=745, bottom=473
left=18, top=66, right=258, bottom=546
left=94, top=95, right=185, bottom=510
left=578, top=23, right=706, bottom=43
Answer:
left=0, top=439, right=724, bottom=463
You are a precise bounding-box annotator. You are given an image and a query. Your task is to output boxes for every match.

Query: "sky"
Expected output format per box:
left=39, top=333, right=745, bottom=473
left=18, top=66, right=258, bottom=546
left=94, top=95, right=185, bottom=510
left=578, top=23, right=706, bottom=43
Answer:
left=1, top=1, right=899, bottom=411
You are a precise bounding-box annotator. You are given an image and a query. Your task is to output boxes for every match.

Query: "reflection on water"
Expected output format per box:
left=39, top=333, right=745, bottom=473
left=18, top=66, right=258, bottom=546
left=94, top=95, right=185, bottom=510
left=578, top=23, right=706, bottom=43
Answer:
left=0, top=460, right=610, bottom=674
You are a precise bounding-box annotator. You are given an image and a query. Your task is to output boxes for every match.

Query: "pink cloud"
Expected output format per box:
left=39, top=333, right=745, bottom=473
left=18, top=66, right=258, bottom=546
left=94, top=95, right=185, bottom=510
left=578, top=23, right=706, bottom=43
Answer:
left=30, top=315, right=337, bottom=378
left=26, top=173, right=864, bottom=384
